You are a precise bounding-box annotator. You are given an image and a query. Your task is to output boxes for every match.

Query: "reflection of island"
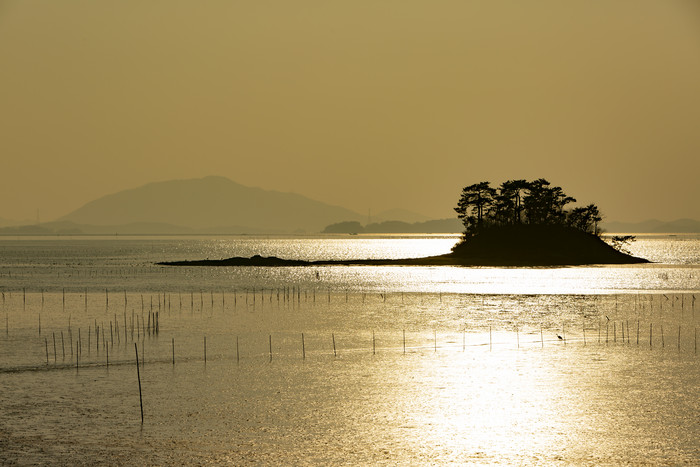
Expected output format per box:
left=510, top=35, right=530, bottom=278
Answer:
left=159, top=179, right=649, bottom=267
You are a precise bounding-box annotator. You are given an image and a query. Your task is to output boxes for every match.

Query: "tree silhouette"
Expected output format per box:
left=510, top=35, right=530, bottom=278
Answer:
left=492, top=179, right=529, bottom=225
left=566, top=204, right=602, bottom=235
left=454, top=182, right=497, bottom=234
left=522, top=178, right=576, bottom=225
left=455, top=178, right=601, bottom=237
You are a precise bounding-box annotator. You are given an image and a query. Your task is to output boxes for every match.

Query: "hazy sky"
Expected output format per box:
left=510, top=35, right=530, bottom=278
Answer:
left=1, top=0, right=699, bottom=223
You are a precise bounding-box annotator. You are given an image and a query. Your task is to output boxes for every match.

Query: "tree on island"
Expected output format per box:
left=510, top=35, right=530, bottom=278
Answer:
left=455, top=178, right=602, bottom=237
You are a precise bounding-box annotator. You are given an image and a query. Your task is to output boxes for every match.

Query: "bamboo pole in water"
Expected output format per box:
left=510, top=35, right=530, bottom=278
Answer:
left=332, top=333, right=337, bottom=357
left=134, top=343, right=143, bottom=424
left=621, top=321, right=625, bottom=342
left=302, top=333, right=306, bottom=360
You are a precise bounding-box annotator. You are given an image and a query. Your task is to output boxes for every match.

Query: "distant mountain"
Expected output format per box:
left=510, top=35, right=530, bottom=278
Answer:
left=604, top=218, right=700, bottom=233
left=56, top=176, right=363, bottom=233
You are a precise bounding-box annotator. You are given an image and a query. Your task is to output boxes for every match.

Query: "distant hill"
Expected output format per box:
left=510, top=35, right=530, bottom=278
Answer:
left=55, top=176, right=363, bottom=233
left=604, top=218, right=700, bottom=233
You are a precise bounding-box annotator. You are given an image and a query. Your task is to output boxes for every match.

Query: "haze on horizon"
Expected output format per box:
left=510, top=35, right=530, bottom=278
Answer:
left=1, top=1, right=699, bottom=224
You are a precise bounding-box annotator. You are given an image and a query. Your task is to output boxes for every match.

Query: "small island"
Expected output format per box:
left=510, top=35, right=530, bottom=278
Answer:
left=159, top=179, right=649, bottom=267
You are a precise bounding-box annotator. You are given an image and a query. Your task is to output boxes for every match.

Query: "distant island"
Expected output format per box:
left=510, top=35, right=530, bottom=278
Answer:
left=322, top=218, right=461, bottom=234
left=160, top=179, right=649, bottom=267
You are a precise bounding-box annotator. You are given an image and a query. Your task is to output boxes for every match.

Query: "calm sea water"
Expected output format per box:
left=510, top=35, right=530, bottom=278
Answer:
left=1, top=235, right=699, bottom=464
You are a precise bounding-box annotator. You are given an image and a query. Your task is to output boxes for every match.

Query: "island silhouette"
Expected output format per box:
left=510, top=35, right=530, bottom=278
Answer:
left=159, top=179, right=649, bottom=267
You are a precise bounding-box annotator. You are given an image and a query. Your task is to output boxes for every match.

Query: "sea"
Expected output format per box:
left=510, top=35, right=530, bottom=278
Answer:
left=1, top=234, right=699, bottom=465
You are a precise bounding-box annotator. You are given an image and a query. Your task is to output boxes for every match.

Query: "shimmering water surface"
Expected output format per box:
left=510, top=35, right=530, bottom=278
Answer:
left=1, top=235, right=699, bottom=464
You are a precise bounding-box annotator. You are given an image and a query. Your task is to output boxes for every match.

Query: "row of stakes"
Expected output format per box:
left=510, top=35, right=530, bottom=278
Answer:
left=29, top=319, right=699, bottom=426
left=4, top=289, right=697, bottom=316
left=40, top=319, right=700, bottom=370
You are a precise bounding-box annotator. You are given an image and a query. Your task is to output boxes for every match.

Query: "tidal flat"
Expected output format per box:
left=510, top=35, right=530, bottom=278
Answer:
left=1, top=235, right=699, bottom=464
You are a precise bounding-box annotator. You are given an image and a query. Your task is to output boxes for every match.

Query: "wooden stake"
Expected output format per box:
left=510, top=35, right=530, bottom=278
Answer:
left=134, top=343, right=143, bottom=424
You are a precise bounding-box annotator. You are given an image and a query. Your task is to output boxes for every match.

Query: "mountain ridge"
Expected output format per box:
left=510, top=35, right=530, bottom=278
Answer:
left=57, top=176, right=364, bottom=233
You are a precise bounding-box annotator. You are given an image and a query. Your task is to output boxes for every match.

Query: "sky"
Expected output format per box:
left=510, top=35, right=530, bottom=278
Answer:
left=1, top=0, right=699, bottom=224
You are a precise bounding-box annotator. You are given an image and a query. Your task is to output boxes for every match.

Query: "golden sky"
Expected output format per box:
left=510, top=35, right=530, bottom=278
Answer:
left=1, top=0, right=699, bottom=223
